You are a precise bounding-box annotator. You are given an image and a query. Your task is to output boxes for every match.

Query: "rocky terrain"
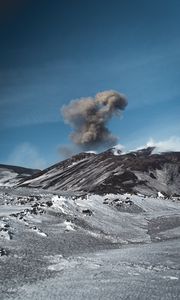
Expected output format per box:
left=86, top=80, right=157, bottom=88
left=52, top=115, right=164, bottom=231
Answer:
left=0, top=147, right=180, bottom=299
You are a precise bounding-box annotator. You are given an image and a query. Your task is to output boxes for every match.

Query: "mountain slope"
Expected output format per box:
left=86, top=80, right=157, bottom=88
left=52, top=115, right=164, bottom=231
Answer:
left=19, top=148, right=180, bottom=196
left=0, top=164, right=40, bottom=187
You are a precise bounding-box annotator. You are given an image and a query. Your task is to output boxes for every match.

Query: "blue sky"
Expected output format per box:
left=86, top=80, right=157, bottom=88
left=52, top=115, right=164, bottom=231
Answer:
left=0, top=0, right=180, bottom=168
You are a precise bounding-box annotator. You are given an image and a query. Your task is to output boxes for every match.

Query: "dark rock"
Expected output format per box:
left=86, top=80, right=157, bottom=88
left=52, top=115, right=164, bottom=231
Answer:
left=46, top=201, right=53, bottom=207
left=149, top=173, right=156, bottom=179
left=0, top=248, right=9, bottom=256
left=82, top=209, right=93, bottom=216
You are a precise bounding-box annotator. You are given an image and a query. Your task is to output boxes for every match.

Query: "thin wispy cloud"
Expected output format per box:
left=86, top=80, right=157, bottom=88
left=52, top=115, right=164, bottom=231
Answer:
left=115, top=136, right=180, bottom=154
left=6, top=143, right=46, bottom=169
left=146, top=136, right=180, bottom=153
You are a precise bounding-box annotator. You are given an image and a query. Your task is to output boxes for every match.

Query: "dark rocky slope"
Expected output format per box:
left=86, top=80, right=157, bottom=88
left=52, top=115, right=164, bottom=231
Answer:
left=19, top=147, right=180, bottom=196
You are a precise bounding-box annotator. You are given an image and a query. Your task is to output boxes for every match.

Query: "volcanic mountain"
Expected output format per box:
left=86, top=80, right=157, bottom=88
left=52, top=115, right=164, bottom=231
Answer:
left=19, top=147, right=180, bottom=196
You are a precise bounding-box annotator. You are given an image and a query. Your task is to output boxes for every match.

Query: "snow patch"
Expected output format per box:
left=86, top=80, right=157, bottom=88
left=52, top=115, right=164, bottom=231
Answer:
left=52, top=195, right=67, bottom=214
left=158, top=191, right=165, bottom=198
left=64, top=220, right=75, bottom=231
left=85, top=151, right=97, bottom=154
left=163, top=276, right=179, bottom=280
left=31, top=226, right=47, bottom=237
left=111, top=144, right=125, bottom=156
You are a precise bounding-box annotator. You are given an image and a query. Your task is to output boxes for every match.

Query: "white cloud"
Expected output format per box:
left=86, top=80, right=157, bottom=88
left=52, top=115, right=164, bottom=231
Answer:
left=6, top=143, right=46, bottom=169
left=144, top=136, right=180, bottom=153
left=115, top=136, right=180, bottom=154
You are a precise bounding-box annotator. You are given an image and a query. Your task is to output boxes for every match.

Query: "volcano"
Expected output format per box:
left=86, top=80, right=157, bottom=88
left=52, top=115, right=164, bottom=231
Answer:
left=18, top=147, right=180, bottom=197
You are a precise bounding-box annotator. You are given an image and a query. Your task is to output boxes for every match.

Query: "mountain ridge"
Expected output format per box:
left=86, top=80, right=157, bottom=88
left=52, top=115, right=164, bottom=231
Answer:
left=17, top=147, right=180, bottom=196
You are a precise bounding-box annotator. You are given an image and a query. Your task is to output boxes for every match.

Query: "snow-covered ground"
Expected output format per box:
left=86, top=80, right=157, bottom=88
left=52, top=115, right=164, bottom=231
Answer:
left=0, top=169, right=21, bottom=187
left=0, top=187, right=180, bottom=299
left=6, top=240, right=180, bottom=300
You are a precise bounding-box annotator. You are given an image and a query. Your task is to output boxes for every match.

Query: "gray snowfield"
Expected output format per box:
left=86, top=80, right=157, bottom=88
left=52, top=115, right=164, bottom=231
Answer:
left=0, top=186, right=180, bottom=299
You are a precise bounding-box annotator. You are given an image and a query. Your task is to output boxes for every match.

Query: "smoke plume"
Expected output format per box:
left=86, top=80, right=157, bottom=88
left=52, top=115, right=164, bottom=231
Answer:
left=61, top=90, right=127, bottom=150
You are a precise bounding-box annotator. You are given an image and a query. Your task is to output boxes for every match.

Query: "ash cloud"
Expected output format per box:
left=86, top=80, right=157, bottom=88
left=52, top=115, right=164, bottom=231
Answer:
left=61, top=90, right=127, bottom=150
left=59, top=145, right=77, bottom=159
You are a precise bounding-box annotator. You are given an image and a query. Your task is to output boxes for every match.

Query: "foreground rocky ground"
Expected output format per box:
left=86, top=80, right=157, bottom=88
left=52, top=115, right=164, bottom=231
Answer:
left=5, top=240, right=180, bottom=300
left=0, top=186, right=180, bottom=299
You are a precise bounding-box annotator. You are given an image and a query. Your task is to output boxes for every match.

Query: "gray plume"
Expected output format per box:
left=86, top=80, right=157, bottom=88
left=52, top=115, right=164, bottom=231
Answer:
left=61, top=90, right=127, bottom=149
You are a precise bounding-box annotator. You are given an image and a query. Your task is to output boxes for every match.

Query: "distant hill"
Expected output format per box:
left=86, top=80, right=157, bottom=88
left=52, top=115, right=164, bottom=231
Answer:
left=0, top=164, right=41, bottom=187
